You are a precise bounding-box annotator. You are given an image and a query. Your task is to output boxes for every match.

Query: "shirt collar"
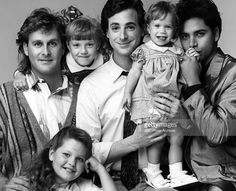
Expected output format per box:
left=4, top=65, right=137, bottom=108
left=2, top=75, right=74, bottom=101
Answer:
left=66, top=52, right=103, bottom=73
left=108, top=54, right=129, bottom=83
left=145, top=40, right=182, bottom=54
left=26, top=72, right=69, bottom=91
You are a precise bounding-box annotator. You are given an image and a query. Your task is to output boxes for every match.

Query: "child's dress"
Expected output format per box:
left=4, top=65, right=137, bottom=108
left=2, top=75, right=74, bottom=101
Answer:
left=51, top=178, right=102, bottom=191
left=130, top=40, right=184, bottom=123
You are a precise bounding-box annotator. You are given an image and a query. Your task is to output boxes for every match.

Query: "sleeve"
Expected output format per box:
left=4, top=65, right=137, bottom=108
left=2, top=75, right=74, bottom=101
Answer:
left=130, top=46, right=146, bottom=65
left=76, top=80, right=112, bottom=164
left=183, top=77, right=236, bottom=145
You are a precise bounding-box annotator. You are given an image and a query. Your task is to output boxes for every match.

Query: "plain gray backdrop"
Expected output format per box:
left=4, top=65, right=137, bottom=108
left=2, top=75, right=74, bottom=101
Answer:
left=0, top=0, right=235, bottom=84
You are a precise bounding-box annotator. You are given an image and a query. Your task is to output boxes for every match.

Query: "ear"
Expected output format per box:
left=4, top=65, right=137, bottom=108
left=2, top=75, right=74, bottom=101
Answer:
left=23, top=42, right=29, bottom=56
left=214, top=27, right=220, bottom=42
left=49, top=148, right=55, bottom=162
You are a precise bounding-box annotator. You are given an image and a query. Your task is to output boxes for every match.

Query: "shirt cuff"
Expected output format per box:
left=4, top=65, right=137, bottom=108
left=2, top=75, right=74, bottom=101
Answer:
left=183, top=84, right=202, bottom=100
left=92, top=142, right=113, bottom=164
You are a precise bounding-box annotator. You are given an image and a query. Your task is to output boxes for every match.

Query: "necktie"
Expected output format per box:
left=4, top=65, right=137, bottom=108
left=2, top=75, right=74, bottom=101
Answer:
left=121, top=71, right=129, bottom=76
left=120, top=111, right=139, bottom=190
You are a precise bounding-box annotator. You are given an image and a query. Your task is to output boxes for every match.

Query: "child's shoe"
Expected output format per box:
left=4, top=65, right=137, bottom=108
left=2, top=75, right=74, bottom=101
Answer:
left=143, top=168, right=170, bottom=189
left=168, top=171, right=198, bottom=188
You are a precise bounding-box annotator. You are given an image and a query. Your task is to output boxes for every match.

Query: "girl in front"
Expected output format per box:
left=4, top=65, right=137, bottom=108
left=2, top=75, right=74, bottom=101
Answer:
left=27, top=126, right=117, bottom=191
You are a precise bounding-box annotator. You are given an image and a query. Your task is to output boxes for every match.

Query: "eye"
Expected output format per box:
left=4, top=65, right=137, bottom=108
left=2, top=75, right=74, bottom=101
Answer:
left=87, top=43, right=95, bottom=48
left=180, top=33, right=189, bottom=40
left=72, top=43, right=80, bottom=48
left=63, top=153, right=70, bottom=158
left=76, top=157, right=85, bottom=163
left=111, top=26, right=119, bottom=32
left=33, top=41, right=42, bottom=47
left=165, top=25, right=172, bottom=29
left=49, top=41, right=58, bottom=47
left=196, top=32, right=205, bottom=38
left=126, top=25, right=136, bottom=31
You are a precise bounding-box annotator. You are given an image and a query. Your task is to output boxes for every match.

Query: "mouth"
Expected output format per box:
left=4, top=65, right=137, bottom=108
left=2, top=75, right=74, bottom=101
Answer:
left=39, top=59, right=53, bottom=62
left=63, top=167, right=75, bottom=173
left=157, top=36, right=167, bottom=41
left=78, top=56, right=90, bottom=58
left=117, top=42, right=131, bottom=47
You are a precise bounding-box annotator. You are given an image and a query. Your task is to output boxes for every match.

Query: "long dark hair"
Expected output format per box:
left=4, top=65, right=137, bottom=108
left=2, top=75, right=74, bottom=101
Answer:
left=16, top=8, right=66, bottom=74
left=27, top=126, right=92, bottom=191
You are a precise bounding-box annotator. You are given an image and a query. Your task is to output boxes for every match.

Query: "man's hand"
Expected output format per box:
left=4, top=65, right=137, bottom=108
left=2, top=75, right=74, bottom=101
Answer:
left=132, top=121, right=167, bottom=149
left=3, top=176, right=30, bottom=191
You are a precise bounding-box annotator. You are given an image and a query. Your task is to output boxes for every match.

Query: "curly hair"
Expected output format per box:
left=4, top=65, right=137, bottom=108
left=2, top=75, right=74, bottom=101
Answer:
left=27, top=126, right=92, bottom=191
left=176, top=0, right=222, bottom=37
left=16, top=8, right=66, bottom=74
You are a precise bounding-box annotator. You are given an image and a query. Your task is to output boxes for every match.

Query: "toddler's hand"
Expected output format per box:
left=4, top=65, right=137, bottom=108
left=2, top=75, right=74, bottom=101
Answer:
left=13, top=75, right=28, bottom=91
left=185, top=48, right=199, bottom=60
left=122, top=94, right=131, bottom=112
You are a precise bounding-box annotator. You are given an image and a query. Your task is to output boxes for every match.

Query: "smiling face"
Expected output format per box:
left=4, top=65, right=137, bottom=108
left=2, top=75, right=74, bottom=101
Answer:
left=23, top=28, right=64, bottom=78
left=147, top=13, right=175, bottom=47
left=179, top=17, right=219, bottom=66
left=49, top=138, right=87, bottom=184
left=67, top=39, right=99, bottom=67
left=106, top=9, right=142, bottom=58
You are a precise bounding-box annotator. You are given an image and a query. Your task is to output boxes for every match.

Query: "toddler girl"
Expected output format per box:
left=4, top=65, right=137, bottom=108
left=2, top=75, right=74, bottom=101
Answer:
left=122, top=1, right=197, bottom=188
left=27, top=126, right=117, bottom=191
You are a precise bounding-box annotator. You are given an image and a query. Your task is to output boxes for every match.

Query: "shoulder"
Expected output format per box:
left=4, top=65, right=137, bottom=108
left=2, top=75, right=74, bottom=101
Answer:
left=0, top=81, right=15, bottom=95
left=80, top=61, right=111, bottom=89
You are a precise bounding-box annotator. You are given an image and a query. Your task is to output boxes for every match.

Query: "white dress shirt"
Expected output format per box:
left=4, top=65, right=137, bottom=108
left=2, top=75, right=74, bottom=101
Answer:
left=76, top=55, right=147, bottom=170
left=23, top=73, right=73, bottom=139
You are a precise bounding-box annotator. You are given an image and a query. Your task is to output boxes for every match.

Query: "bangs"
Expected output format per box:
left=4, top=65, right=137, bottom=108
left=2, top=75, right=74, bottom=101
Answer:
left=70, top=29, right=95, bottom=41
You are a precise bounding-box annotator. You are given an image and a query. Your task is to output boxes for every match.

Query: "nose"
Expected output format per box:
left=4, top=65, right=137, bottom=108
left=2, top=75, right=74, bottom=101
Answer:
left=119, top=28, right=128, bottom=40
left=80, top=45, right=88, bottom=54
left=68, top=157, right=76, bottom=167
left=159, top=26, right=166, bottom=33
left=189, top=36, right=197, bottom=48
left=42, top=45, right=50, bottom=56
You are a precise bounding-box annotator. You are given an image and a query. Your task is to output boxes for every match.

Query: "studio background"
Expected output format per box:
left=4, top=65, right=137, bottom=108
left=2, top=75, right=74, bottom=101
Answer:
left=0, top=0, right=235, bottom=84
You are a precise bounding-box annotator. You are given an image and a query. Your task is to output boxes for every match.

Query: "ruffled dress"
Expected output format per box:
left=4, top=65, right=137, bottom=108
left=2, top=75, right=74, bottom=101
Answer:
left=130, top=40, right=184, bottom=122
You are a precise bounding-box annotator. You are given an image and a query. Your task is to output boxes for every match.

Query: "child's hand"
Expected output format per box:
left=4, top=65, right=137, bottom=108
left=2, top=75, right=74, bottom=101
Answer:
left=185, top=48, right=199, bottom=60
left=122, top=94, right=131, bottom=112
left=85, top=156, right=104, bottom=173
left=13, top=73, right=28, bottom=91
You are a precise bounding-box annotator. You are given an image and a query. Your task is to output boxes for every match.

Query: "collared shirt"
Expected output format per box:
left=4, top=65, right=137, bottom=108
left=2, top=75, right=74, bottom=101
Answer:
left=76, top=55, right=147, bottom=170
left=66, top=52, right=104, bottom=73
left=23, top=72, right=73, bottom=139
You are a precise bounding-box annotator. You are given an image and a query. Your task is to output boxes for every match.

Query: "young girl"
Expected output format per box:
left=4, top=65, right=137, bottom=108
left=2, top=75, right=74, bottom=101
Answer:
left=13, top=8, right=109, bottom=89
left=122, top=1, right=197, bottom=188
left=27, top=126, right=117, bottom=191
